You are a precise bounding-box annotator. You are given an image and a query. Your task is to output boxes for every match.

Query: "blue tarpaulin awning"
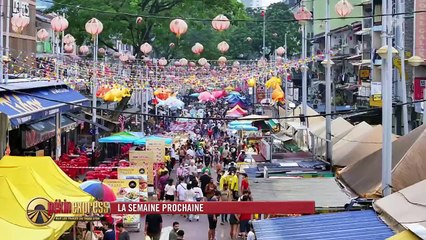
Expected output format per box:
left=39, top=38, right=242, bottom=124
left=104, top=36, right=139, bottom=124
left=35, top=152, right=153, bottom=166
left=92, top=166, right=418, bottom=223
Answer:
left=253, top=210, right=394, bottom=240
left=0, top=86, right=88, bottom=126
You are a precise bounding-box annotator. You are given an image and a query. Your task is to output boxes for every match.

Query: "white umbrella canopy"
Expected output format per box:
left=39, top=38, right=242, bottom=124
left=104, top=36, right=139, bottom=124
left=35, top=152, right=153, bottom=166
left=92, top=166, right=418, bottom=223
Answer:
left=238, top=114, right=270, bottom=120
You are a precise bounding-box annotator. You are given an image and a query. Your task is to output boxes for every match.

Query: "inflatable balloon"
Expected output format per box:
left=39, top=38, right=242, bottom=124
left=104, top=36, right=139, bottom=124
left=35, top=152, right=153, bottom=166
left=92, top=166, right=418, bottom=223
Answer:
left=272, top=86, right=285, bottom=103
left=247, top=78, right=256, bottom=87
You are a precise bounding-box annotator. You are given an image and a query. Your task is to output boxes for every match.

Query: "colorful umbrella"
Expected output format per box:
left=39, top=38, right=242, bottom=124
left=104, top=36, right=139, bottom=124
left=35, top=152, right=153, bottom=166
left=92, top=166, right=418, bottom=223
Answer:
left=229, top=125, right=258, bottom=131
left=80, top=180, right=117, bottom=201
left=98, top=131, right=141, bottom=143
left=198, top=91, right=216, bottom=102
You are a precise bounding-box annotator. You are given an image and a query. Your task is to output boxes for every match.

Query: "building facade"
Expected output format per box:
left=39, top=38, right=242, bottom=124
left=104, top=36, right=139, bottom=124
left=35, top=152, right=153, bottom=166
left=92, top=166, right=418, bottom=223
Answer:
left=3, top=0, right=37, bottom=61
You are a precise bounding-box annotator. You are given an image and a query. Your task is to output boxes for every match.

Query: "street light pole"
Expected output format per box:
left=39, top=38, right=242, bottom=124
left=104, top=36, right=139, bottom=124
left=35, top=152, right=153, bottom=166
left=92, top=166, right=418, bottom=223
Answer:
left=0, top=0, right=4, bottom=84
left=301, top=22, right=308, bottom=119
left=381, top=0, right=393, bottom=197
left=262, top=10, right=266, bottom=58
left=325, top=0, right=333, bottom=165
left=396, top=0, right=409, bottom=135
left=5, top=0, right=10, bottom=84
left=284, top=33, right=289, bottom=123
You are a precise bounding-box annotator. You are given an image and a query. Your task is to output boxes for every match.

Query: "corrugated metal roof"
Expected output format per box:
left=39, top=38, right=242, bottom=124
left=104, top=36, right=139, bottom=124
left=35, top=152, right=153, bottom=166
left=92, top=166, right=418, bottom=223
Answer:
left=250, top=178, right=352, bottom=207
left=253, top=210, right=394, bottom=240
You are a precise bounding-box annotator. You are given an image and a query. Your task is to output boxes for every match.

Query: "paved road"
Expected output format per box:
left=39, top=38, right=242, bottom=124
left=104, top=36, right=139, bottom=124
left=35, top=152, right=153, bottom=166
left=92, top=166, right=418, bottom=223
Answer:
left=129, top=214, right=232, bottom=240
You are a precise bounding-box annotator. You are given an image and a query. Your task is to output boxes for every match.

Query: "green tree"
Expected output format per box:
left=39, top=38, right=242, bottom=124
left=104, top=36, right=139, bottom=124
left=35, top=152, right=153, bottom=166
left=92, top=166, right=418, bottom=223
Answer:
left=228, top=2, right=302, bottom=60
left=48, top=0, right=248, bottom=59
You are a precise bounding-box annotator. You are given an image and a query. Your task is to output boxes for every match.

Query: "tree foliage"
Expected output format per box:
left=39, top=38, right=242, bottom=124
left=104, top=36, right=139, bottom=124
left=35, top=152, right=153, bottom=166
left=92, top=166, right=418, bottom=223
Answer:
left=49, top=0, right=300, bottom=60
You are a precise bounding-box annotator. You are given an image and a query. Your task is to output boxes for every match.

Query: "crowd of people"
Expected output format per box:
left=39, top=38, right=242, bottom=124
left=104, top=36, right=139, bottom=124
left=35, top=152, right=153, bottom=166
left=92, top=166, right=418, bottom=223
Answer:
left=153, top=115, right=258, bottom=240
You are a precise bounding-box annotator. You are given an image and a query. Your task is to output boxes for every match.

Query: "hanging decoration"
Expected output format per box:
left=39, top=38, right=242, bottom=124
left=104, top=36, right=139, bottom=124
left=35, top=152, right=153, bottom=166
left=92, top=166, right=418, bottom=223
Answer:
left=218, top=56, right=227, bottom=65
left=293, top=6, right=312, bottom=25
left=136, top=17, right=143, bottom=24
left=276, top=47, right=285, bottom=56
left=64, top=44, right=74, bottom=53
left=335, top=0, right=354, bottom=17
left=247, top=78, right=256, bottom=87
left=98, top=48, right=106, bottom=55
left=119, top=54, right=129, bottom=62
left=140, top=43, right=153, bottom=55
left=169, top=19, right=188, bottom=38
left=85, top=18, right=103, bottom=36
left=191, top=43, right=204, bottom=55
left=158, top=58, right=168, bottom=66
left=217, top=41, right=229, bottom=54
left=79, top=45, right=89, bottom=55
left=11, top=13, right=30, bottom=33
left=179, top=58, right=188, bottom=66
left=212, top=14, right=230, bottom=31
left=63, top=34, right=76, bottom=45
left=198, top=58, right=207, bottom=66
left=51, top=15, right=69, bottom=32
left=36, top=29, right=49, bottom=41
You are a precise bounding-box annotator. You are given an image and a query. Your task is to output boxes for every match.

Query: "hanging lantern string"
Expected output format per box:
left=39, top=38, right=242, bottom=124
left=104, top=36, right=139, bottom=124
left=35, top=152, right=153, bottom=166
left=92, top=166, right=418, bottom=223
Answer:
left=39, top=0, right=423, bottom=23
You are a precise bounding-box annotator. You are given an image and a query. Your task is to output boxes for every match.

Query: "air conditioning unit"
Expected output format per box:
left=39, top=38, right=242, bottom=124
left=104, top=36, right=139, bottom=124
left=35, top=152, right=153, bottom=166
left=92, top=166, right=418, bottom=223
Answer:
left=362, top=18, right=372, bottom=29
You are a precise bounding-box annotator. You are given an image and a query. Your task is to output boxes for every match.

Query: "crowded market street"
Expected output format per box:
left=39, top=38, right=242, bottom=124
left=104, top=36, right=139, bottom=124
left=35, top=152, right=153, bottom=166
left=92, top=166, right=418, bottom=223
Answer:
left=0, top=0, right=426, bottom=239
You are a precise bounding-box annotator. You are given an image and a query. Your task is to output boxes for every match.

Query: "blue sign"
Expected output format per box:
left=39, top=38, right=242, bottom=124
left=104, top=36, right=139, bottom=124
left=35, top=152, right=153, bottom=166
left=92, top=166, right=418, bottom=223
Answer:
left=0, top=87, right=89, bottom=126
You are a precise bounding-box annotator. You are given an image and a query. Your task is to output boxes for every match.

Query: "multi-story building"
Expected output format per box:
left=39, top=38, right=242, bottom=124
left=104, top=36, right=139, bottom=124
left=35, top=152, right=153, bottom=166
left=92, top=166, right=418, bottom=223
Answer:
left=308, top=0, right=363, bottom=111
left=2, top=0, right=37, bottom=66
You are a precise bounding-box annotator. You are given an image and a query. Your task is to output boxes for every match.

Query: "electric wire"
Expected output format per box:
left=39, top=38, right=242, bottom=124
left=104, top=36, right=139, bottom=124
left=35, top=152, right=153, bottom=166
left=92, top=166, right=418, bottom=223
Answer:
left=42, top=0, right=426, bottom=24
left=0, top=85, right=425, bottom=121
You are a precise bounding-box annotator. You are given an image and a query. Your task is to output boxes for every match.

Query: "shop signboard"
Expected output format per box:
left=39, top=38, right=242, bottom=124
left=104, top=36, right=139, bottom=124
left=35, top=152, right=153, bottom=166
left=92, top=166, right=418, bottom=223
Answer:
left=103, top=179, right=141, bottom=227
left=146, top=139, right=165, bottom=163
left=369, top=82, right=382, bottom=107
left=129, top=150, right=154, bottom=185
left=117, top=168, right=148, bottom=201
left=256, top=86, right=266, bottom=103
left=414, top=78, right=426, bottom=100
left=359, top=67, right=370, bottom=82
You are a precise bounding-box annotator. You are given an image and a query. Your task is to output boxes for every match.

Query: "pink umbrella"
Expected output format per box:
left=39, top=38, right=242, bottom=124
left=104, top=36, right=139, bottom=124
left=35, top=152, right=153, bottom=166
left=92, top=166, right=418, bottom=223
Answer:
left=198, top=91, right=216, bottom=102
left=212, top=90, right=226, bottom=99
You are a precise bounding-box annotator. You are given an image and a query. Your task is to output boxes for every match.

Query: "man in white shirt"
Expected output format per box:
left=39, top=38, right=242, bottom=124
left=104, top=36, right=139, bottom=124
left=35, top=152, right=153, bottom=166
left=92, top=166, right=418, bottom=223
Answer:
left=176, top=177, right=187, bottom=202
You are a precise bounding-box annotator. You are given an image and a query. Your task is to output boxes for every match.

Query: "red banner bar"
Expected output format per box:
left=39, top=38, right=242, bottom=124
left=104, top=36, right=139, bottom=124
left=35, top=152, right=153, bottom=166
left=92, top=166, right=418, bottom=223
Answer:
left=110, top=201, right=315, bottom=214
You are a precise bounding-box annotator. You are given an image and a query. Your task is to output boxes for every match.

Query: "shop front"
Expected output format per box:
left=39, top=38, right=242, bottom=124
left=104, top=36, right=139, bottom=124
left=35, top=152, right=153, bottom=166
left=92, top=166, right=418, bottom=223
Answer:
left=0, top=81, right=88, bottom=159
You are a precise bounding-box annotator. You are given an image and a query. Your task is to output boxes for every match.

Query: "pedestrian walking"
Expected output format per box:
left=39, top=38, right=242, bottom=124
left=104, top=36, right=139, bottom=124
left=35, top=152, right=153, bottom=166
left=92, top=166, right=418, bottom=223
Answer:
left=184, top=184, right=197, bottom=221
left=145, top=214, right=163, bottom=240
left=168, top=222, right=180, bottom=240
left=207, top=191, right=221, bottom=240
left=116, top=222, right=130, bottom=240
left=164, top=179, right=176, bottom=202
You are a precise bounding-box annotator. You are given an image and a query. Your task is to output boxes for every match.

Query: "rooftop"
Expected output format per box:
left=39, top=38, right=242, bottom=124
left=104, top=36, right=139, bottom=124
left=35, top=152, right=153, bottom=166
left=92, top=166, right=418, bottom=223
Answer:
left=250, top=177, right=353, bottom=208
